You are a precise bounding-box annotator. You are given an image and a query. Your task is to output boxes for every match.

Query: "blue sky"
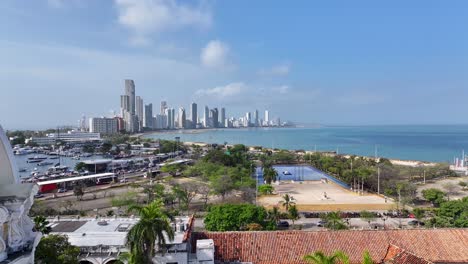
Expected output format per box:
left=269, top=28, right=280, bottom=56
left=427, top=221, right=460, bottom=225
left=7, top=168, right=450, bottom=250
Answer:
left=1, top=0, right=468, bottom=129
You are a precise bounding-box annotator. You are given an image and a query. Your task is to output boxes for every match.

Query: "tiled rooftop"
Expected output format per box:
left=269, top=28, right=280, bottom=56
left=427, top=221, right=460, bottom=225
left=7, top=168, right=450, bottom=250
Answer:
left=193, top=229, right=468, bottom=264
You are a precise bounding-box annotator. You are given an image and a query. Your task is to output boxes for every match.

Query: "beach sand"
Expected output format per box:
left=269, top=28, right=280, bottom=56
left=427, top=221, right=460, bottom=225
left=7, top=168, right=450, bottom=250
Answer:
left=259, top=181, right=393, bottom=211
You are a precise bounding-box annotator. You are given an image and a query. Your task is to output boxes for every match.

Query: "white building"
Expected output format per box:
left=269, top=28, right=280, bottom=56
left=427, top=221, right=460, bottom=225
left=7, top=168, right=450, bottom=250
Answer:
left=155, top=114, right=168, bottom=129
left=264, top=110, right=269, bottom=126
left=0, top=124, right=41, bottom=263
left=89, top=117, right=118, bottom=135
left=178, top=107, right=186, bottom=129
left=31, top=130, right=102, bottom=145
left=136, top=96, right=144, bottom=129
left=50, top=216, right=214, bottom=264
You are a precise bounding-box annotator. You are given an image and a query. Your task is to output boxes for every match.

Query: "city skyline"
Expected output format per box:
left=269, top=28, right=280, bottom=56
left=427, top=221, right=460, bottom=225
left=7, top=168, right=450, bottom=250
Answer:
left=2, top=1, right=468, bottom=129
left=115, top=79, right=284, bottom=133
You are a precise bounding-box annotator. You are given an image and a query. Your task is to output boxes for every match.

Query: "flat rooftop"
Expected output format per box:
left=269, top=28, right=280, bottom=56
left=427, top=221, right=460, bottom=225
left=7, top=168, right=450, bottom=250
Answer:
left=50, top=216, right=192, bottom=247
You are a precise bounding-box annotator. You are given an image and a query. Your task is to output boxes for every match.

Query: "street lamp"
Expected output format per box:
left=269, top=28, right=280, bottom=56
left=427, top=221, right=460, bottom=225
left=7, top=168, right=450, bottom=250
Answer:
left=382, top=216, right=388, bottom=229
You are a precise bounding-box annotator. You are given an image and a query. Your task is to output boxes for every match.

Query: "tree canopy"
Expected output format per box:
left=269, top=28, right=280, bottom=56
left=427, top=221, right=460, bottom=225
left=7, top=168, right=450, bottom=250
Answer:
left=204, top=204, right=274, bottom=231
left=35, top=234, right=80, bottom=264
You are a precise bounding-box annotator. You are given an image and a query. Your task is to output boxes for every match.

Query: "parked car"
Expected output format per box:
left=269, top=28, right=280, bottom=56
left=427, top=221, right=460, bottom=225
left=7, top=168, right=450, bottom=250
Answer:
left=34, top=193, right=44, bottom=198
left=57, top=188, right=67, bottom=193
left=277, top=221, right=290, bottom=228
left=408, top=220, right=425, bottom=226
left=317, top=220, right=328, bottom=227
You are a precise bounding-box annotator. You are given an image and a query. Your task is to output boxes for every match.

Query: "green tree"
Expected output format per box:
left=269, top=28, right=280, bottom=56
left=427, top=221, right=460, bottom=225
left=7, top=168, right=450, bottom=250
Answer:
left=263, top=166, right=278, bottom=185
left=126, top=200, right=175, bottom=264
left=280, top=194, right=296, bottom=211
left=323, top=212, right=348, bottom=230
left=35, top=234, right=80, bottom=264
left=204, top=204, right=272, bottom=231
left=362, top=251, right=373, bottom=264
left=258, top=184, right=274, bottom=195
left=33, top=215, right=51, bottom=234
left=303, top=250, right=350, bottom=264
left=100, top=142, right=113, bottom=153
left=413, top=208, right=425, bottom=227
left=428, top=197, right=468, bottom=227
left=82, top=143, right=95, bottom=153
left=73, top=183, right=85, bottom=201
left=288, top=205, right=300, bottom=226
left=360, top=211, right=376, bottom=228
left=268, top=206, right=281, bottom=225
left=210, top=174, right=234, bottom=200
left=422, top=188, right=446, bottom=207
left=74, top=162, right=86, bottom=171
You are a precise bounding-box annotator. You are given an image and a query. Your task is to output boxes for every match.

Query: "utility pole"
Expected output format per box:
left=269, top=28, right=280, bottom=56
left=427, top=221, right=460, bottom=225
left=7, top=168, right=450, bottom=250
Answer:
left=377, top=167, right=380, bottom=194
left=423, top=170, right=426, bottom=185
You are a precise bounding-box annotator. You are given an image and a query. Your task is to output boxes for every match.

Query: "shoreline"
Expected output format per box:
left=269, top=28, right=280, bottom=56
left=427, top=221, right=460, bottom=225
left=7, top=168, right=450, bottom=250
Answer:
left=138, top=128, right=441, bottom=167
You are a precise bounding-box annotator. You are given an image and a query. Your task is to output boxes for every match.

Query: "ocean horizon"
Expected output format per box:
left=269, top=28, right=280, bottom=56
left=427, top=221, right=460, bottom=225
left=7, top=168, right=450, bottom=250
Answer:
left=143, top=125, right=468, bottom=163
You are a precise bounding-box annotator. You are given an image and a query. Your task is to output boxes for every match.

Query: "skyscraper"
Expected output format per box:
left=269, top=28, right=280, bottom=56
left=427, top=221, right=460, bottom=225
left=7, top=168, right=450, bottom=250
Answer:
left=125, top=80, right=135, bottom=115
left=191, top=102, right=197, bottom=129
left=264, top=110, right=270, bottom=126
left=254, top=109, right=259, bottom=127
left=213, top=108, right=219, bottom=128
left=120, top=95, right=130, bottom=116
left=204, top=106, right=209, bottom=128
left=166, top=108, right=175, bottom=129
left=160, top=101, right=167, bottom=115
left=178, top=107, right=186, bottom=129
left=144, top=104, right=153, bottom=128
left=245, top=112, right=252, bottom=126
left=136, top=96, right=144, bottom=129
left=220, top=108, right=226, bottom=128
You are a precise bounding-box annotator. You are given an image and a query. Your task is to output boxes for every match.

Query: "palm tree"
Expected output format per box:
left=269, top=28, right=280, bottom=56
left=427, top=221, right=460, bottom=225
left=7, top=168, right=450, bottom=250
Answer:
left=263, top=167, right=278, bottom=185
left=280, top=194, right=296, bottom=211
left=33, top=215, right=51, bottom=234
left=125, top=200, right=175, bottom=264
left=268, top=206, right=281, bottom=224
left=303, top=250, right=350, bottom=264
left=362, top=251, right=373, bottom=264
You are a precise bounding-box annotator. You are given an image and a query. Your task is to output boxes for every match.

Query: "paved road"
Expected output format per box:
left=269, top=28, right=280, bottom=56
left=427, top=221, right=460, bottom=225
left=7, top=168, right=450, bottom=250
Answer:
left=193, top=217, right=418, bottom=231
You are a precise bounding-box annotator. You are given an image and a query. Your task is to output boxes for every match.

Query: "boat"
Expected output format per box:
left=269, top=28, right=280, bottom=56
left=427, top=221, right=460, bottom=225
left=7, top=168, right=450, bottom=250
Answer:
left=282, top=171, right=292, bottom=175
left=49, top=156, right=59, bottom=159
left=28, top=156, right=47, bottom=160
left=18, top=168, right=27, bottom=172
left=38, top=161, right=53, bottom=166
left=27, top=159, right=42, bottom=163
left=72, top=156, right=80, bottom=160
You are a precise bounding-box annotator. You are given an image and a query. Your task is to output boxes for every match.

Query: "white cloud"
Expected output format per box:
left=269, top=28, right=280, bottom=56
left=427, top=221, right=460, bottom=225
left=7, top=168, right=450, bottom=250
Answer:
left=115, top=0, right=212, bottom=45
left=258, top=63, right=291, bottom=76
left=273, top=85, right=291, bottom=94
left=47, top=0, right=83, bottom=8
left=195, top=82, right=245, bottom=99
left=200, top=40, right=231, bottom=68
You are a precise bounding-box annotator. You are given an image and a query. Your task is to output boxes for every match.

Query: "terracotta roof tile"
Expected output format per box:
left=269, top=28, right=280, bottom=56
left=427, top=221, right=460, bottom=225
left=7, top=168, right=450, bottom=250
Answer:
left=192, top=229, right=468, bottom=264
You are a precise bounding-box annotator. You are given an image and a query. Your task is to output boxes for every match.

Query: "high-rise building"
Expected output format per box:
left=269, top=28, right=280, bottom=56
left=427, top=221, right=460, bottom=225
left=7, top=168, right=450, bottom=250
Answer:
left=89, top=117, right=118, bottom=134
left=178, top=107, right=186, bottom=129
left=160, top=101, right=168, bottom=115
left=155, top=114, right=167, bottom=129
left=191, top=102, right=197, bottom=129
left=220, top=108, right=226, bottom=128
left=166, top=108, right=175, bottom=129
left=125, top=80, right=135, bottom=115
left=123, top=111, right=138, bottom=133
left=245, top=112, right=252, bottom=126
left=264, top=110, right=270, bottom=126
left=120, top=95, right=130, bottom=116
left=254, top=110, right=259, bottom=127
left=213, top=108, right=219, bottom=128
left=136, top=96, right=144, bottom=129
left=144, top=104, right=153, bottom=128
left=204, top=106, right=209, bottom=128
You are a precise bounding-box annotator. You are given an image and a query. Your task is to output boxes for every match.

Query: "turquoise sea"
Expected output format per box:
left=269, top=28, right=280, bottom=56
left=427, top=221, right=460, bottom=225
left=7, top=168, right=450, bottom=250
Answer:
left=144, top=125, right=468, bottom=163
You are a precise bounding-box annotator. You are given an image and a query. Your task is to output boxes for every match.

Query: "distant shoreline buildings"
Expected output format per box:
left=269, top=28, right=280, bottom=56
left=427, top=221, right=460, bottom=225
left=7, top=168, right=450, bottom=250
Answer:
left=88, top=79, right=290, bottom=134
